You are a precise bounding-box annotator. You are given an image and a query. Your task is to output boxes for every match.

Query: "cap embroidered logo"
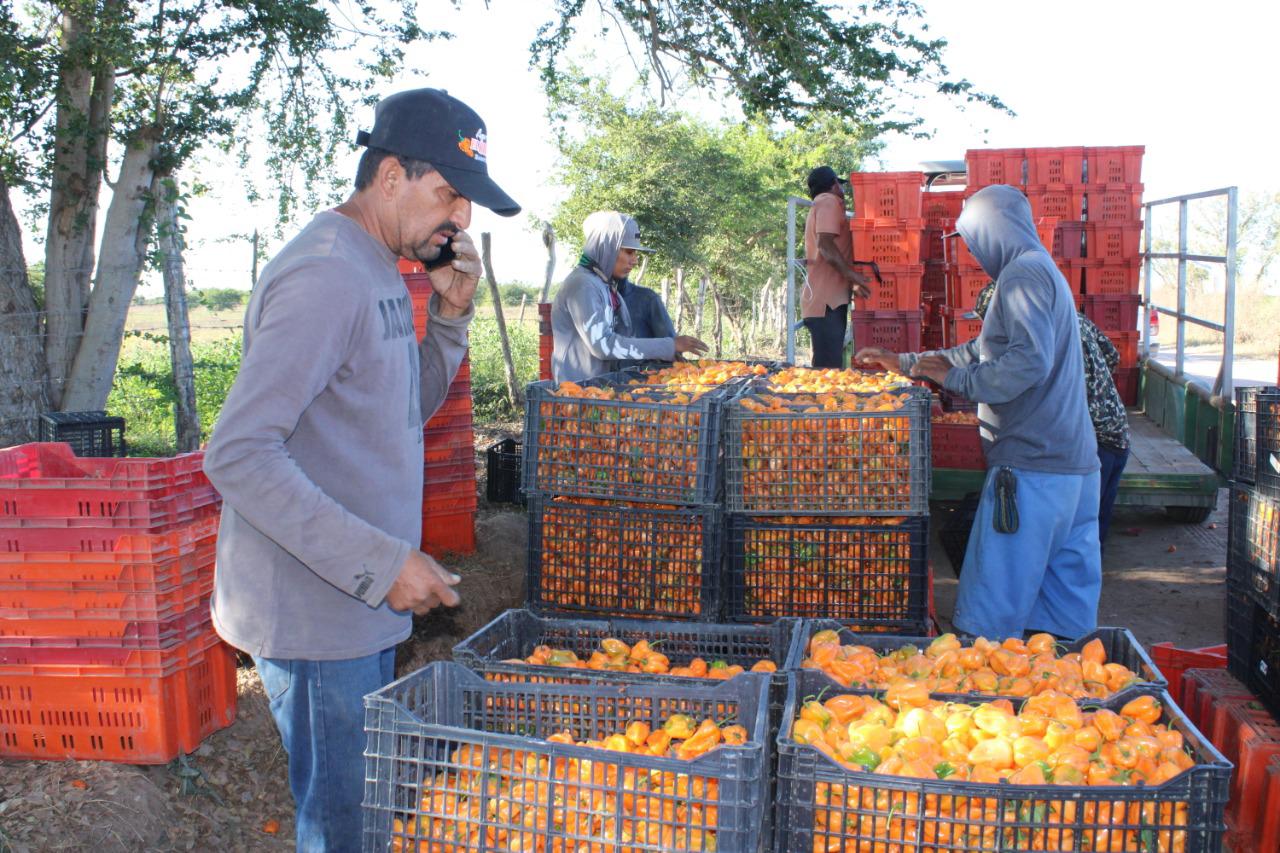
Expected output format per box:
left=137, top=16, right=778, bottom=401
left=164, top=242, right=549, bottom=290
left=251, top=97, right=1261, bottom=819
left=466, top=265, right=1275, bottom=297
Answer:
left=458, top=128, right=487, bottom=162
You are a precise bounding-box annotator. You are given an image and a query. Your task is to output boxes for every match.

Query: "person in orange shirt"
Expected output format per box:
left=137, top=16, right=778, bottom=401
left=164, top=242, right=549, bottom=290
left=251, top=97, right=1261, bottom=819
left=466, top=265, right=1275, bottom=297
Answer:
left=802, top=165, right=870, bottom=367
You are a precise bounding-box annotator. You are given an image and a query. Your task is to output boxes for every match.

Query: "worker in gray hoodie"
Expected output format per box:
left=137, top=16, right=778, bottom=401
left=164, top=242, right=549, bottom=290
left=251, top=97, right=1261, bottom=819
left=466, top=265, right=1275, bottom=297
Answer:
left=551, top=211, right=706, bottom=382
left=857, top=184, right=1101, bottom=641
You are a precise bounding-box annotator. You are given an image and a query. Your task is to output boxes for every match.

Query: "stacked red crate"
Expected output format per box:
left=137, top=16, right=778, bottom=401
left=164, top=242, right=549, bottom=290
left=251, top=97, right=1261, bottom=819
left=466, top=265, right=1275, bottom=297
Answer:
left=538, top=302, right=553, bottom=381
left=402, top=269, right=478, bottom=555
left=845, top=171, right=925, bottom=352
left=963, top=145, right=1145, bottom=404
left=920, top=189, right=960, bottom=352
left=0, top=443, right=235, bottom=763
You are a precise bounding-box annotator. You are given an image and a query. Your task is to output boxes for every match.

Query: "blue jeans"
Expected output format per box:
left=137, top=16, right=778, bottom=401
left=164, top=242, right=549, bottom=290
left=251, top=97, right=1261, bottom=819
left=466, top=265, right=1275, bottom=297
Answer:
left=953, top=465, right=1102, bottom=641
left=253, top=648, right=396, bottom=853
left=1097, top=444, right=1129, bottom=547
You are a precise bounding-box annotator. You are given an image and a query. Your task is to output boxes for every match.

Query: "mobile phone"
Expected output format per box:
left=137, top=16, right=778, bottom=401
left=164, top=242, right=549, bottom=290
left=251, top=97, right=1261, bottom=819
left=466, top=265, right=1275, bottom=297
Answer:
left=424, top=238, right=457, bottom=271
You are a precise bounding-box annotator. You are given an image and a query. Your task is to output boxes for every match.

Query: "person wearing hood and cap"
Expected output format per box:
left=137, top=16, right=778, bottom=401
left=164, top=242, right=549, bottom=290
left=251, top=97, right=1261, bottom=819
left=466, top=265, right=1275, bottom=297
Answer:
left=551, top=211, right=707, bottom=382
left=856, top=184, right=1101, bottom=642
left=203, top=88, right=520, bottom=851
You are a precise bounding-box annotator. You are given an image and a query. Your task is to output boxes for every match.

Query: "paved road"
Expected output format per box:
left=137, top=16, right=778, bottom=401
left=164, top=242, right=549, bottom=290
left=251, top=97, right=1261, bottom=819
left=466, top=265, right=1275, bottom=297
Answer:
left=1152, top=348, right=1275, bottom=393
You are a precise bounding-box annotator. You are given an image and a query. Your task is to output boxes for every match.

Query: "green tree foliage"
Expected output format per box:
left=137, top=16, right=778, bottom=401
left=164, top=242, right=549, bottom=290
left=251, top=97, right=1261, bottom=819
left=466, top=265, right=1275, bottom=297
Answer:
left=191, top=287, right=246, bottom=313
left=547, top=76, right=876, bottom=328
left=533, top=0, right=1009, bottom=129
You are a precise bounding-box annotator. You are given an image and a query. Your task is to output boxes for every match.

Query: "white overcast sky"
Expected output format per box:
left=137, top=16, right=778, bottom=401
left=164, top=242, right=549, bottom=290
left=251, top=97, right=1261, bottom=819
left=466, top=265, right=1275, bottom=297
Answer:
left=18, top=0, right=1280, bottom=294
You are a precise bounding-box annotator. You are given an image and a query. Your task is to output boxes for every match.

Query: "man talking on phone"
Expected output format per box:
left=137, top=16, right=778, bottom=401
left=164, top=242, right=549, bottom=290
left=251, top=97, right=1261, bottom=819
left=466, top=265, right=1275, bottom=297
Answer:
left=203, top=88, right=519, bottom=851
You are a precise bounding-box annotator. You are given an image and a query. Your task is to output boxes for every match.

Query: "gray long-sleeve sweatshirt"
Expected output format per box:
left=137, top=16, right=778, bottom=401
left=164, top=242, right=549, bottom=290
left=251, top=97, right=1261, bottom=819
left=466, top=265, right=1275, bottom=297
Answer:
left=551, top=212, right=676, bottom=382
left=900, top=185, right=1098, bottom=474
left=203, top=210, right=471, bottom=660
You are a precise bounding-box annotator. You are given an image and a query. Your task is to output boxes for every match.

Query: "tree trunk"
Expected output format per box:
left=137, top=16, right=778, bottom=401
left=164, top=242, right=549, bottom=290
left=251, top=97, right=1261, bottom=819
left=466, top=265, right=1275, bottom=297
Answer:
left=711, top=283, right=723, bottom=358
left=539, top=223, right=556, bottom=303
left=481, top=233, right=521, bottom=409
left=694, top=274, right=709, bottom=332
left=156, top=180, right=201, bottom=452
left=43, top=12, right=115, bottom=408
left=518, top=293, right=528, bottom=324
left=673, top=268, right=685, bottom=328
left=754, top=276, right=774, bottom=347
left=0, top=178, right=51, bottom=445
left=660, top=277, right=670, bottom=306
left=61, top=133, right=158, bottom=412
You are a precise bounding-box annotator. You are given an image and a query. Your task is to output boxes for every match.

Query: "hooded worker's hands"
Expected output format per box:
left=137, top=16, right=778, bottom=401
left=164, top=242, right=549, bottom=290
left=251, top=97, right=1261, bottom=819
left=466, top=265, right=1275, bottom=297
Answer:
left=430, top=230, right=481, bottom=319
left=910, top=354, right=953, bottom=385
left=854, top=346, right=900, bottom=372
left=675, top=335, right=709, bottom=360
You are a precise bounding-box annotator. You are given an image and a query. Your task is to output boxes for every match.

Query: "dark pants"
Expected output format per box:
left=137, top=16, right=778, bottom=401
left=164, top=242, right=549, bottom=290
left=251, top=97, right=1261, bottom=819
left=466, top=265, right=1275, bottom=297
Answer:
left=1097, top=443, right=1129, bottom=547
left=803, top=304, right=848, bottom=368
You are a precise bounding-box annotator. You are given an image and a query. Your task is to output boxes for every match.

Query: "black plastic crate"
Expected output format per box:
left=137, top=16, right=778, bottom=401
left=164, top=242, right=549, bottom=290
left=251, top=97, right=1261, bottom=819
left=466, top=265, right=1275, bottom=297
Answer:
left=1227, top=481, right=1280, bottom=618
left=724, top=514, right=929, bottom=631
left=1234, top=387, right=1264, bottom=484
left=526, top=496, right=723, bottom=621
left=38, top=412, right=126, bottom=458
left=453, top=608, right=801, bottom=722
left=521, top=372, right=729, bottom=505
left=1256, top=388, right=1280, bottom=494
left=484, top=438, right=525, bottom=505
left=786, top=620, right=1166, bottom=706
left=775, top=671, right=1231, bottom=853
left=1226, top=579, right=1280, bottom=721
left=362, top=661, right=771, bottom=853
left=724, top=385, right=932, bottom=515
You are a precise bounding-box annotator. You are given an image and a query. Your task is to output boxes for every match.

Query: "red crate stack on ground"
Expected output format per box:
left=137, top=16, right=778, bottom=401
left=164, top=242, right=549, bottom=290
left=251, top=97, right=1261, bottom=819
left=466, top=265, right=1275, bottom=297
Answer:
left=845, top=171, right=925, bottom=352
left=401, top=269, right=478, bottom=555
left=1224, top=703, right=1280, bottom=849
left=0, top=443, right=235, bottom=763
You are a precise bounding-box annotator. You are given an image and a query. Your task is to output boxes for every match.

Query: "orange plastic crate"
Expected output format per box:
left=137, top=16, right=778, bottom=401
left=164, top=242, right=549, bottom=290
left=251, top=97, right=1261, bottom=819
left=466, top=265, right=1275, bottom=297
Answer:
left=1151, top=642, right=1227, bottom=707
left=1088, top=220, right=1144, bottom=262
left=0, top=601, right=211, bottom=646
left=0, top=626, right=221, bottom=676
left=1025, top=146, right=1085, bottom=185
left=1260, top=756, right=1280, bottom=853
left=1086, top=146, right=1144, bottom=185
left=1082, top=258, right=1141, bottom=295
left=945, top=266, right=990, bottom=310
left=1183, top=667, right=1252, bottom=729
left=922, top=261, right=945, bottom=296
left=0, top=640, right=237, bottom=763
left=421, top=509, right=475, bottom=555
left=1226, top=704, right=1280, bottom=843
left=964, top=148, right=1024, bottom=187
left=1105, top=330, right=1140, bottom=366
left=849, top=218, right=924, bottom=265
left=1114, top=366, right=1139, bottom=406
left=847, top=171, right=923, bottom=219
left=861, top=264, right=924, bottom=311
left=921, top=191, right=964, bottom=224
left=941, top=306, right=982, bottom=348
left=1024, top=184, right=1087, bottom=221
left=931, top=421, right=985, bottom=470
left=0, top=517, right=218, bottom=585
left=1057, top=220, right=1086, bottom=259
left=1082, top=293, right=1141, bottom=332
left=1086, top=184, right=1144, bottom=222
left=0, top=574, right=212, bottom=622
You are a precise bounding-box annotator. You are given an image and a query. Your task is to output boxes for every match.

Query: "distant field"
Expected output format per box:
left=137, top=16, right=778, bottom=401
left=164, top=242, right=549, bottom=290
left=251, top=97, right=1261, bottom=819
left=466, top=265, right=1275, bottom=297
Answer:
left=125, top=302, right=244, bottom=344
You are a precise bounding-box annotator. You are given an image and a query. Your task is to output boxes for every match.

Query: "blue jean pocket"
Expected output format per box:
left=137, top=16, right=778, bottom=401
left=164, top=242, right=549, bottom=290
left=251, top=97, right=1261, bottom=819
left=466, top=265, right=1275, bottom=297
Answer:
left=254, top=657, right=292, bottom=703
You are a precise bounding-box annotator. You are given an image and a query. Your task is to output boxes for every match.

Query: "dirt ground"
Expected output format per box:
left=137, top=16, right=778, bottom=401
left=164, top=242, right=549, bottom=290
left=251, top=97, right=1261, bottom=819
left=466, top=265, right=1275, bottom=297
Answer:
left=0, top=430, right=1232, bottom=851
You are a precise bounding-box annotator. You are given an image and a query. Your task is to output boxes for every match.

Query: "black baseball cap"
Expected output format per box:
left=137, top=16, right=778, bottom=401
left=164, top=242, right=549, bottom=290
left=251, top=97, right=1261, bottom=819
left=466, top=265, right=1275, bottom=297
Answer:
left=806, top=165, right=848, bottom=198
left=355, top=88, right=521, bottom=217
